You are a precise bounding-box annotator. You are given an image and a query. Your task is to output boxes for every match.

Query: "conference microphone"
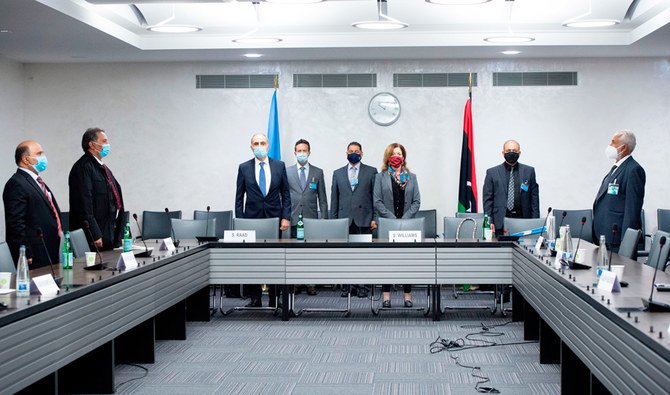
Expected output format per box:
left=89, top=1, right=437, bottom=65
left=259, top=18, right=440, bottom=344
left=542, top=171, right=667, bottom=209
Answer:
left=165, top=208, right=180, bottom=248
left=558, top=211, right=567, bottom=229
left=132, top=213, right=152, bottom=258
left=538, top=207, right=552, bottom=249
left=642, top=236, right=670, bottom=312
left=36, top=227, right=62, bottom=286
left=607, top=224, right=618, bottom=271
left=196, top=205, right=219, bottom=242
left=82, top=220, right=107, bottom=271
left=564, top=216, right=590, bottom=270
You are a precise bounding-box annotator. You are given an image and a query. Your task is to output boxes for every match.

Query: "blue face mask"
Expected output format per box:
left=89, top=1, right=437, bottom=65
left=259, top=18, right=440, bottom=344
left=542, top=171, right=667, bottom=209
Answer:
left=347, top=153, right=361, bottom=164
left=253, top=147, right=267, bottom=159
left=296, top=153, right=309, bottom=164
left=31, top=156, right=48, bottom=173
left=99, top=144, right=111, bottom=158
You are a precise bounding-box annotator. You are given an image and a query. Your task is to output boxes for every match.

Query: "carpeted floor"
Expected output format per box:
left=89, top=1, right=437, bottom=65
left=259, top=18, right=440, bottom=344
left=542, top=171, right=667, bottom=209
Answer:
left=115, top=287, right=560, bottom=394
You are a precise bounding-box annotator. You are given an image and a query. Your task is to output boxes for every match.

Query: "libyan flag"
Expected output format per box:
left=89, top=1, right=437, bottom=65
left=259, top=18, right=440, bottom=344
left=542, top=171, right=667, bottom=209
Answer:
left=457, top=95, right=478, bottom=213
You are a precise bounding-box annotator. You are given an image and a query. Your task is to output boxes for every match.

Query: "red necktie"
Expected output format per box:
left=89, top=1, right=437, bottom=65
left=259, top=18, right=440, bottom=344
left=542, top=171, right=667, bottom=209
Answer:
left=102, top=164, right=122, bottom=210
left=37, top=177, right=62, bottom=237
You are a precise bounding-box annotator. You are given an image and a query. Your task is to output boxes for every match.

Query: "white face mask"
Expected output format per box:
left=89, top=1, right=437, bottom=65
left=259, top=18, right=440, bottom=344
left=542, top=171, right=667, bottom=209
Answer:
left=605, top=145, right=621, bottom=161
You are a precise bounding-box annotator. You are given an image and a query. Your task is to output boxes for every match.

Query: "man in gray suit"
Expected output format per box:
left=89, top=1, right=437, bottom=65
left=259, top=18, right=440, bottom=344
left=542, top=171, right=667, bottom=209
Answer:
left=286, top=139, right=328, bottom=295
left=330, top=141, right=378, bottom=297
left=483, top=139, right=540, bottom=236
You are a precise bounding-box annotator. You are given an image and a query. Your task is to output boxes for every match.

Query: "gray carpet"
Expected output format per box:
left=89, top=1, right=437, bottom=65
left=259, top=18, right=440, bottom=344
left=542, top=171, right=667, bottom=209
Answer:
left=115, top=287, right=559, bottom=394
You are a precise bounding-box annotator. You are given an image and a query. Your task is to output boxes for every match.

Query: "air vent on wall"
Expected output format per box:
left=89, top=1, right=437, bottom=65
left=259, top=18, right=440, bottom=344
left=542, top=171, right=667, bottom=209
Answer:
left=196, top=74, right=278, bottom=89
left=492, top=72, right=578, bottom=86
left=293, top=74, right=377, bottom=88
left=393, top=73, right=478, bottom=88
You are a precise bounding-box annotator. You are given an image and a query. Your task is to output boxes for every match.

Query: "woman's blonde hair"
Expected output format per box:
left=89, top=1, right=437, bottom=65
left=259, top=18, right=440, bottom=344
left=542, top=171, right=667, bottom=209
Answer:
left=381, top=143, right=410, bottom=173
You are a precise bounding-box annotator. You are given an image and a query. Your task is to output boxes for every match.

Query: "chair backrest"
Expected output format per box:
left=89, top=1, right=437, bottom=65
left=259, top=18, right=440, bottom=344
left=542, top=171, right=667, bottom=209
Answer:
left=70, top=229, right=90, bottom=258
left=377, top=217, right=425, bottom=240
left=553, top=209, right=594, bottom=243
left=171, top=218, right=216, bottom=240
left=443, top=217, right=478, bottom=239
left=233, top=218, right=280, bottom=240
left=0, top=242, right=16, bottom=275
left=61, top=212, right=70, bottom=235
left=416, top=209, right=437, bottom=238
left=303, top=218, right=349, bottom=240
left=618, top=228, right=642, bottom=260
left=658, top=209, right=670, bottom=233
left=142, top=210, right=182, bottom=240
left=194, top=210, right=233, bottom=238
left=639, top=208, right=647, bottom=252
left=503, top=217, right=546, bottom=242
left=455, top=212, right=485, bottom=219
left=646, top=230, right=670, bottom=270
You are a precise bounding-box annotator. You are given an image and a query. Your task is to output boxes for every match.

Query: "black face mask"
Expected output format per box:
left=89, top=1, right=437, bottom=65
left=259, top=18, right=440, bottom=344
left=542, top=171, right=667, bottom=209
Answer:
left=347, top=153, right=361, bottom=164
left=504, top=152, right=520, bottom=164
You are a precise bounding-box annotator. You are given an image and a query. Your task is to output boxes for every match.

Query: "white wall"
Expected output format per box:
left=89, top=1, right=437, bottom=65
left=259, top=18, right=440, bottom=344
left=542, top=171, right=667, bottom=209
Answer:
left=0, top=57, right=25, bottom=241
left=7, top=57, right=670, bottom=235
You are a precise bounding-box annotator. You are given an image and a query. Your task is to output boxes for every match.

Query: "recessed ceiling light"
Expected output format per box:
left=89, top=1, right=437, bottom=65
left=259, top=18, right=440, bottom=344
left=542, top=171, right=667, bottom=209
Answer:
left=243, top=53, right=264, bottom=58
left=425, top=0, right=491, bottom=4
left=233, top=37, right=283, bottom=44
left=265, top=0, right=323, bottom=3
left=501, top=50, right=521, bottom=55
left=563, top=19, right=620, bottom=28
left=0, top=29, right=12, bottom=34
left=352, top=20, right=408, bottom=30
left=146, top=25, right=202, bottom=33
left=484, top=36, right=535, bottom=43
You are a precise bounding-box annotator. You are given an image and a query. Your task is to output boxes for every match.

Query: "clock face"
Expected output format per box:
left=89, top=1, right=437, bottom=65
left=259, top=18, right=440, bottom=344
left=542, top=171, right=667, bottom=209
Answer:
left=368, top=92, right=400, bottom=126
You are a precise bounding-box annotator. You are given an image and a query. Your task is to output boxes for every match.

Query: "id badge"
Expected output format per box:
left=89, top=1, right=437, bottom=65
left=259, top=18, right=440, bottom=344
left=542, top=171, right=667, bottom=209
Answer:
left=607, top=183, right=619, bottom=195
left=520, top=182, right=529, bottom=192
left=309, top=182, right=317, bottom=190
left=350, top=179, right=359, bottom=187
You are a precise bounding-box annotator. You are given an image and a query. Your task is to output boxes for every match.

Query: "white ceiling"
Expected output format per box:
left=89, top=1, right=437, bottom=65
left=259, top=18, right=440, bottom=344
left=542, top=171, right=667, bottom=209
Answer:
left=1, top=0, right=669, bottom=63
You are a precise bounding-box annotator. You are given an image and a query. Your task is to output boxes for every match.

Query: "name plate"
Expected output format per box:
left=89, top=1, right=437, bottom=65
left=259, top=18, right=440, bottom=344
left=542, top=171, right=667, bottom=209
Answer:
left=117, top=251, right=139, bottom=271
left=31, top=274, right=59, bottom=296
left=159, top=237, right=176, bottom=251
left=597, top=270, right=621, bottom=293
left=534, top=236, right=545, bottom=251
left=224, top=230, right=256, bottom=243
left=389, top=230, right=422, bottom=242
left=348, top=234, right=372, bottom=243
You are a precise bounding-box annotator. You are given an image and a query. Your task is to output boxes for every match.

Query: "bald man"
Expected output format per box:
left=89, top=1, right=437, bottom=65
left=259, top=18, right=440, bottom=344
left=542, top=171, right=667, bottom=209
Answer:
left=3, top=141, right=63, bottom=268
left=483, top=139, right=540, bottom=235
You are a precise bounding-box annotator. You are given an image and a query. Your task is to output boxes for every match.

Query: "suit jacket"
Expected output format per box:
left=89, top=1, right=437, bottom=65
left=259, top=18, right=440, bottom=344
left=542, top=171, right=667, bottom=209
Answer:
left=373, top=171, right=421, bottom=219
left=329, top=163, right=377, bottom=227
left=235, top=158, right=291, bottom=219
left=593, top=156, right=645, bottom=247
left=286, top=163, right=328, bottom=225
left=483, top=162, right=540, bottom=230
left=3, top=169, right=62, bottom=268
left=68, top=153, right=125, bottom=250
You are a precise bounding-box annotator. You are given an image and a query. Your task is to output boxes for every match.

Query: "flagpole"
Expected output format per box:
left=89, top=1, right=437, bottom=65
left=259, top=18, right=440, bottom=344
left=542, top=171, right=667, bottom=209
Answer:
left=468, top=72, right=472, bottom=100
left=274, top=74, right=279, bottom=90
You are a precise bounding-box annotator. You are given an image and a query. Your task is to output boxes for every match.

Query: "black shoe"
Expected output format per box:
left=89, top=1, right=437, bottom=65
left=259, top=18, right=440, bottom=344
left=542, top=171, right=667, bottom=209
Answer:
left=293, top=286, right=302, bottom=295
left=382, top=300, right=391, bottom=308
left=307, top=286, right=317, bottom=295
left=245, top=299, right=262, bottom=308
left=350, top=287, right=358, bottom=297
left=404, top=300, right=413, bottom=308
left=357, top=289, right=368, bottom=298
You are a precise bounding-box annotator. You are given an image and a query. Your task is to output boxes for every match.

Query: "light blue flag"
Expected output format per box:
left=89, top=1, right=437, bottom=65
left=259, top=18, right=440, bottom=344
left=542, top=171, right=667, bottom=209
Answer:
left=267, top=89, right=281, bottom=161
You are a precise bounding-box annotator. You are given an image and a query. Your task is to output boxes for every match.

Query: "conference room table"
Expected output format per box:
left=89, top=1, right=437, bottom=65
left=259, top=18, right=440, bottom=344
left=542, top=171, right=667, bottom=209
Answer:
left=0, top=238, right=668, bottom=394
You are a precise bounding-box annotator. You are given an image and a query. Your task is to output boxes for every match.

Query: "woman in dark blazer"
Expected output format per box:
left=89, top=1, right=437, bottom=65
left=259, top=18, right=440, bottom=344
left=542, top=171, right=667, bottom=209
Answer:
left=373, top=143, right=421, bottom=308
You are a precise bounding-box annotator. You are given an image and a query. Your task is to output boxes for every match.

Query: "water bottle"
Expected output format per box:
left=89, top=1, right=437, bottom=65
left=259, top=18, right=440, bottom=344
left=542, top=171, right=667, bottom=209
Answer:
left=597, top=235, right=608, bottom=277
left=123, top=221, right=132, bottom=252
left=482, top=214, right=491, bottom=240
left=16, top=245, right=30, bottom=297
left=546, top=213, right=556, bottom=250
left=296, top=213, right=305, bottom=241
left=563, top=225, right=574, bottom=261
left=62, top=231, right=73, bottom=269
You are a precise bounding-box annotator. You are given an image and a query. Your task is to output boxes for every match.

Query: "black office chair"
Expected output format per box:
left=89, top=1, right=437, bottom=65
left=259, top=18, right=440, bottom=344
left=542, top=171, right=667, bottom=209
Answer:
left=194, top=210, right=233, bottom=239
left=503, top=217, right=546, bottom=243
left=638, top=209, right=649, bottom=259
left=646, top=230, right=670, bottom=271
left=61, top=212, right=69, bottom=235
left=141, top=210, right=182, bottom=240
left=0, top=242, right=17, bottom=275
left=553, top=209, right=593, bottom=243
left=171, top=219, right=216, bottom=239
left=455, top=212, right=485, bottom=220
left=416, top=209, right=437, bottom=239
left=69, top=228, right=90, bottom=259
left=618, top=228, right=642, bottom=260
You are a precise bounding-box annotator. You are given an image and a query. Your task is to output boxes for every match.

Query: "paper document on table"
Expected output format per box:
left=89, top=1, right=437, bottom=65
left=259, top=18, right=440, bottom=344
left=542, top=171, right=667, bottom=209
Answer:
left=0, top=289, right=15, bottom=295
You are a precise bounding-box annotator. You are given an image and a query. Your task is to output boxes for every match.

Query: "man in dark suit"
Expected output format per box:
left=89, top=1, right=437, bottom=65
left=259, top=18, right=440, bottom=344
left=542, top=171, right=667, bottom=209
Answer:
left=69, top=128, right=125, bottom=250
left=593, top=131, right=645, bottom=252
left=286, top=139, right=328, bottom=295
left=483, top=140, right=540, bottom=236
left=330, top=141, right=377, bottom=297
left=235, top=133, right=291, bottom=307
left=3, top=140, right=62, bottom=268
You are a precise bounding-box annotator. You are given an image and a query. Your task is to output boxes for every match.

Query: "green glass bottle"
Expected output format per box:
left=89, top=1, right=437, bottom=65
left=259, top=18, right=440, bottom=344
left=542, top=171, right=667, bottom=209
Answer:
left=123, top=221, right=132, bottom=252
left=62, top=231, right=73, bottom=269
left=482, top=214, right=490, bottom=240
left=296, top=213, right=305, bottom=241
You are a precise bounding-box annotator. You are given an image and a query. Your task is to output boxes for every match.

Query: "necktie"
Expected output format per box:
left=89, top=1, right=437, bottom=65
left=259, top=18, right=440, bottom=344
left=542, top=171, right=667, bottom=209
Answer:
left=102, top=164, right=122, bottom=210
left=299, top=166, right=307, bottom=190
left=37, top=177, right=62, bottom=236
left=259, top=162, right=267, bottom=197
left=506, top=168, right=514, bottom=211
left=605, top=165, right=617, bottom=181
left=349, top=167, right=357, bottom=191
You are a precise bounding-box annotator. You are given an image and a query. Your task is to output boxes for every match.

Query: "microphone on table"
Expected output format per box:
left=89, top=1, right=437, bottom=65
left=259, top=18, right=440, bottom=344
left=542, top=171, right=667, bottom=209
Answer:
left=558, top=211, right=567, bottom=229
left=197, top=205, right=219, bottom=242
left=607, top=224, right=618, bottom=271
left=36, top=227, right=62, bottom=286
left=642, top=236, right=670, bottom=312
left=132, top=213, right=152, bottom=258
left=565, top=216, right=590, bottom=270
left=538, top=207, right=552, bottom=249
left=165, top=208, right=180, bottom=248
left=82, top=220, right=107, bottom=271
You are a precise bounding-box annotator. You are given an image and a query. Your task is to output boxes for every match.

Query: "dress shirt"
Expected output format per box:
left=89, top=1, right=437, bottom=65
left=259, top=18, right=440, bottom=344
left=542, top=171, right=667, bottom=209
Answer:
left=18, top=167, right=52, bottom=200
left=255, top=157, right=271, bottom=194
